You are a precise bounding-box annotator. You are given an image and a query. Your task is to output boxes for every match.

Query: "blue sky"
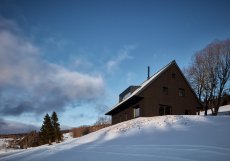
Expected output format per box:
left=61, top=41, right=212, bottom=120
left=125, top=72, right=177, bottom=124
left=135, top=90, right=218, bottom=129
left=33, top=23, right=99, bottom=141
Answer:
left=0, top=0, right=230, bottom=132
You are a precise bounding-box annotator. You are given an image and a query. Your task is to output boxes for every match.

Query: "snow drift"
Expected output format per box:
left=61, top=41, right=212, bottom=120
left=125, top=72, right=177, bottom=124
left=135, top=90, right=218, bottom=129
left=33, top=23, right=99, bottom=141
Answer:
left=1, top=115, right=230, bottom=161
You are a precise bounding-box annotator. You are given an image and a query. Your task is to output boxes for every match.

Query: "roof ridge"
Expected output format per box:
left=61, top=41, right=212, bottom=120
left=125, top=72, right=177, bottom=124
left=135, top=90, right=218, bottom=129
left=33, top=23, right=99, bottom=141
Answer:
left=139, top=60, right=176, bottom=87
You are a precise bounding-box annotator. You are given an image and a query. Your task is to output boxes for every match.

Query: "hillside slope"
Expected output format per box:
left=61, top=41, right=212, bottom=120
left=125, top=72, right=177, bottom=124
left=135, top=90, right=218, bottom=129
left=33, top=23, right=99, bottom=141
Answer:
left=200, top=104, right=230, bottom=115
left=1, top=115, right=230, bottom=161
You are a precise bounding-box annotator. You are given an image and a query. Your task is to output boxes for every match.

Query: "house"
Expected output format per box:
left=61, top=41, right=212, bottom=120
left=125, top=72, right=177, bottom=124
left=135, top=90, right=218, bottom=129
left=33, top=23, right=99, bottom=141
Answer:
left=105, top=60, right=202, bottom=124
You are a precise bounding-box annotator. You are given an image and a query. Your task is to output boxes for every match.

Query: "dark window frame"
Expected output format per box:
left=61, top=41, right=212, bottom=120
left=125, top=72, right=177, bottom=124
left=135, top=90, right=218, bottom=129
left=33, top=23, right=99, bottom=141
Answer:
left=162, top=86, right=169, bottom=95
left=185, top=110, right=191, bottom=115
left=179, top=88, right=185, bottom=97
left=159, top=104, right=172, bottom=116
left=133, top=105, right=140, bottom=118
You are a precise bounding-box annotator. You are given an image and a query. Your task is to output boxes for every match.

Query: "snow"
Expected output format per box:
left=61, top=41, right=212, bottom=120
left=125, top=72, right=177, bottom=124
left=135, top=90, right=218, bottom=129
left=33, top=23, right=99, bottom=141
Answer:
left=0, top=138, right=15, bottom=154
left=200, top=104, right=230, bottom=115
left=0, top=139, right=8, bottom=150
left=1, top=115, right=230, bottom=161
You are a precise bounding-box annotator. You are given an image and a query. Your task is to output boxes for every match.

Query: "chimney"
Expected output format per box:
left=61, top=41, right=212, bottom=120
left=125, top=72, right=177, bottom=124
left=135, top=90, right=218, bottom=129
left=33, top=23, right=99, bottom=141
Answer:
left=147, top=66, right=150, bottom=80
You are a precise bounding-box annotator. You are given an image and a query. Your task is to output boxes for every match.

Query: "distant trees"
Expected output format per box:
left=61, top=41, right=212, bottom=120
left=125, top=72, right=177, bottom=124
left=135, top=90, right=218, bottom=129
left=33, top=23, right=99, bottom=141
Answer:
left=40, top=112, right=63, bottom=145
left=185, top=39, right=230, bottom=115
left=81, top=126, right=90, bottom=136
left=94, top=116, right=111, bottom=126
left=71, top=116, right=111, bottom=138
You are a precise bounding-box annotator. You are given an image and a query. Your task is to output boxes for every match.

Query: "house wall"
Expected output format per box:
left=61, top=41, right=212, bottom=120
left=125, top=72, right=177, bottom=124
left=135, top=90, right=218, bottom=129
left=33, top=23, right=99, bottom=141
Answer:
left=141, top=64, right=199, bottom=116
left=111, top=64, right=200, bottom=124
left=112, top=99, right=144, bottom=124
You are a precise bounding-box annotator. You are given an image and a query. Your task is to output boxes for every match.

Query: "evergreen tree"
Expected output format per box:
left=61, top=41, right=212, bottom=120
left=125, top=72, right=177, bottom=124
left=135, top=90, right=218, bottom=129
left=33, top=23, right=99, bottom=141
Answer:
left=51, top=112, right=63, bottom=142
left=40, top=114, right=54, bottom=145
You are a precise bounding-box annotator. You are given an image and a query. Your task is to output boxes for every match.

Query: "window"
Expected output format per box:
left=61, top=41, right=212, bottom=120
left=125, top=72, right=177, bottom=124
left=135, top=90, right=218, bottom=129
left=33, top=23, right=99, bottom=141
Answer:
left=134, top=106, right=140, bottom=118
left=162, top=86, right=168, bottom=95
left=165, top=106, right=171, bottom=115
left=159, top=106, right=165, bottom=116
left=159, top=105, right=172, bottom=116
left=172, top=73, right=176, bottom=78
left=185, top=110, right=191, bottom=115
left=179, top=88, right=185, bottom=97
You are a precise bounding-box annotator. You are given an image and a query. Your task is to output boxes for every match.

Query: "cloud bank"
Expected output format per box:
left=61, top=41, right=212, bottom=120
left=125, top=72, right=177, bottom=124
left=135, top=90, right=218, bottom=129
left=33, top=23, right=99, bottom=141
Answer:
left=0, top=17, right=105, bottom=116
left=0, top=118, right=39, bottom=134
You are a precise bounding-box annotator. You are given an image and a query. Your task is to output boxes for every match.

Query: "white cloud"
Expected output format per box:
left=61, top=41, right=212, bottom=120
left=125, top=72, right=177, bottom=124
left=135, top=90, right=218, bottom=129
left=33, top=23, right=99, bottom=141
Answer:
left=106, top=45, right=135, bottom=73
left=0, top=17, right=105, bottom=116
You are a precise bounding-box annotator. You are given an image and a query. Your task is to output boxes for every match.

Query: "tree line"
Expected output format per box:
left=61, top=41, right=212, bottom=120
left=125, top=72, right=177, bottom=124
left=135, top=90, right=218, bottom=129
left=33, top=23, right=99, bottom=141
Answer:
left=185, top=39, right=230, bottom=115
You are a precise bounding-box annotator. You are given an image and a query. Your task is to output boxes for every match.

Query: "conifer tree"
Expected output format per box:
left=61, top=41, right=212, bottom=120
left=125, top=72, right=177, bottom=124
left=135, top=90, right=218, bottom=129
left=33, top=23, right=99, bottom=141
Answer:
left=40, top=114, right=54, bottom=145
left=51, top=112, right=63, bottom=142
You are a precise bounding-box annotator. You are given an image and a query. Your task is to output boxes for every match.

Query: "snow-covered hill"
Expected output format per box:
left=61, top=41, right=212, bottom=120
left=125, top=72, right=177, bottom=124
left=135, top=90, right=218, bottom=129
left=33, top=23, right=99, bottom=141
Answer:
left=1, top=115, right=230, bottom=161
left=200, top=104, right=230, bottom=115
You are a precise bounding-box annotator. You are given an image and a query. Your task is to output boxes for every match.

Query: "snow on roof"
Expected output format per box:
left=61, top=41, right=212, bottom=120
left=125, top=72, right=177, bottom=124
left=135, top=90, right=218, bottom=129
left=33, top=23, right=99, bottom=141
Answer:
left=106, top=60, right=176, bottom=115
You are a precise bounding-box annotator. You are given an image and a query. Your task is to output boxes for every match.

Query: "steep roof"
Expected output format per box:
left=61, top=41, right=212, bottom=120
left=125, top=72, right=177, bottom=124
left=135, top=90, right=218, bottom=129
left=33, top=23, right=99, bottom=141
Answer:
left=106, top=60, right=202, bottom=115
left=106, top=60, right=178, bottom=115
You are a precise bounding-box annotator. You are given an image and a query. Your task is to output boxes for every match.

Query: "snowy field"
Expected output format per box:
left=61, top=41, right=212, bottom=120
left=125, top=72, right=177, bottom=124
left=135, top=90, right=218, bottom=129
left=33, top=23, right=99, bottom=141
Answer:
left=0, top=115, right=230, bottom=161
left=0, top=138, right=13, bottom=152
left=200, top=104, right=230, bottom=115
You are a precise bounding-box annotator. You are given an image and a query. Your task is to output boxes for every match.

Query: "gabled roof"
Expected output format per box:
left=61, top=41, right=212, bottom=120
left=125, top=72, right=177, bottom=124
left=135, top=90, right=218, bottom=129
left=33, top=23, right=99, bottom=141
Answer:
left=105, top=60, right=178, bottom=115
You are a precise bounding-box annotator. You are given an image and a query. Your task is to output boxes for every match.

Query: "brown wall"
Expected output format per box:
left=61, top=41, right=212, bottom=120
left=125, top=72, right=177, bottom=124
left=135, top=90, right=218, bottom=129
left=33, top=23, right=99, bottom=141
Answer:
left=111, top=64, right=200, bottom=124
left=112, top=100, right=144, bottom=124
left=142, top=64, right=199, bottom=116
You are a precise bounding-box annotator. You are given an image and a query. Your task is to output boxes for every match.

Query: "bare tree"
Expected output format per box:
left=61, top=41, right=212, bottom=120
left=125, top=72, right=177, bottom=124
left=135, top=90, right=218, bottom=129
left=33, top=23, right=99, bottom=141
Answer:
left=203, top=45, right=218, bottom=114
left=185, top=53, right=205, bottom=101
left=215, top=40, right=230, bottom=114
left=186, top=39, right=230, bottom=115
left=94, top=116, right=111, bottom=126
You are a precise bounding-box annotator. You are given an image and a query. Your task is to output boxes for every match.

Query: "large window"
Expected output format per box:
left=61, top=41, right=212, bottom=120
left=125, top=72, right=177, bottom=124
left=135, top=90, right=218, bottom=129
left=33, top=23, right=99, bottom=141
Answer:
left=159, top=105, right=172, bottom=116
left=134, top=106, right=140, bottom=118
left=179, top=88, right=185, bottom=97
